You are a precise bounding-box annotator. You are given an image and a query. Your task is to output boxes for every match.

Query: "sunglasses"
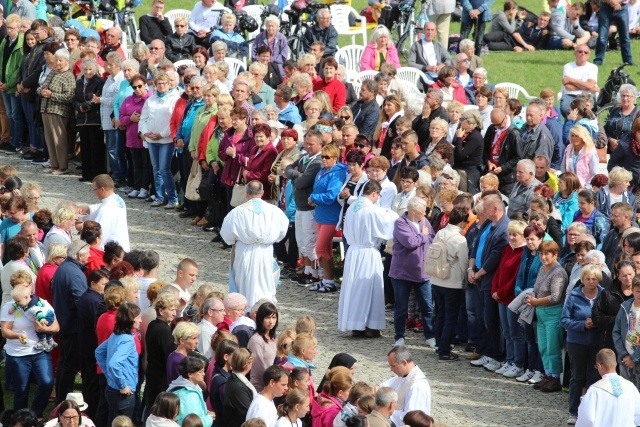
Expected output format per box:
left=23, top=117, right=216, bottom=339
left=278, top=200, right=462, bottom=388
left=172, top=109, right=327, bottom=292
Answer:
left=321, top=155, right=333, bottom=160
left=340, top=116, right=350, bottom=120
left=175, top=24, right=186, bottom=27
left=355, top=143, right=367, bottom=148
left=132, top=84, right=144, bottom=89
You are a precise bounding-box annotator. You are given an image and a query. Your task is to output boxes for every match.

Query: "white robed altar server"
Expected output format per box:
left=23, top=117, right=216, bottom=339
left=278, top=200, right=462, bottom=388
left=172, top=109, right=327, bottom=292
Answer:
left=81, top=174, right=130, bottom=251
left=576, top=349, right=640, bottom=427
left=220, top=181, right=289, bottom=307
left=338, top=180, right=398, bottom=333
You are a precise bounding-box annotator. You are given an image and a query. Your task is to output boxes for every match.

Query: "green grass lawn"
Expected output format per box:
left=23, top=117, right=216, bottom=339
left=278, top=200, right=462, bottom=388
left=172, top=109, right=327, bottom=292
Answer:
left=135, top=0, right=639, bottom=98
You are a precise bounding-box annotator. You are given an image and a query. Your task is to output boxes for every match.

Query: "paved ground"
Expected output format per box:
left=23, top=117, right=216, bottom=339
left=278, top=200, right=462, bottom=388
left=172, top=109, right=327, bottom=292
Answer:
left=5, top=153, right=570, bottom=426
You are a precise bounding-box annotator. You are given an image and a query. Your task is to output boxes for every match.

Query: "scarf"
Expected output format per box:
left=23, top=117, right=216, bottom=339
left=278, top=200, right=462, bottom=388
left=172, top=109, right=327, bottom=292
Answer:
left=396, top=365, right=426, bottom=409
left=489, top=118, right=510, bottom=164
left=286, top=353, right=316, bottom=373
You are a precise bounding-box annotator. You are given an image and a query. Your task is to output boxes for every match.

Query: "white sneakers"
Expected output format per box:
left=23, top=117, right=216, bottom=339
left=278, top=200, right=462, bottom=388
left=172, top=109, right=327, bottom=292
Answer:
left=137, top=189, right=150, bottom=199
left=528, top=370, right=545, bottom=384
left=394, top=338, right=405, bottom=346
left=470, top=355, right=491, bottom=367
left=425, top=338, right=436, bottom=348
left=567, top=415, right=577, bottom=425
left=503, top=365, right=525, bottom=378
left=494, top=362, right=511, bottom=375
left=484, top=359, right=501, bottom=372
left=516, top=369, right=534, bottom=382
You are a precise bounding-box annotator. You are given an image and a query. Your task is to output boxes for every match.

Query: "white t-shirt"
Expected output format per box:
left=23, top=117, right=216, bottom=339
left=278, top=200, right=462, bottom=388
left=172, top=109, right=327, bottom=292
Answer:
left=246, top=394, right=278, bottom=427
left=1, top=300, right=50, bottom=357
left=137, top=277, right=157, bottom=311
left=562, top=61, right=598, bottom=95
left=630, top=0, right=640, bottom=30
left=421, top=41, right=438, bottom=78
left=171, top=283, right=191, bottom=317
left=275, top=417, right=301, bottom=427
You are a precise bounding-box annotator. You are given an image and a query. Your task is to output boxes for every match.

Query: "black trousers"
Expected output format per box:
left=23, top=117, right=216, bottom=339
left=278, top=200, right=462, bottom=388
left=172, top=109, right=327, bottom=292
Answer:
left=461, top=18, right=488, bottom=55
left=130, top=147, right=152, bottom=191
left=56, top=333, right=80, bottom=404
left=78, top=126, right=106, bottom=180
left=95, top=374, right=109, bottom=427
left=483, top=31, right=515, bottom=51
left=81, top=356, right=100, bottom=420
left=274, top=222, right=299, bottom=269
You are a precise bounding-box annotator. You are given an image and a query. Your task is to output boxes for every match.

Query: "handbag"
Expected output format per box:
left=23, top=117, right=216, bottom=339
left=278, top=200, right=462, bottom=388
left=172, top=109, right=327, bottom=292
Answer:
left=230, top=168, right=248, bottom=207
left=185, top=160, right=203, bottom=202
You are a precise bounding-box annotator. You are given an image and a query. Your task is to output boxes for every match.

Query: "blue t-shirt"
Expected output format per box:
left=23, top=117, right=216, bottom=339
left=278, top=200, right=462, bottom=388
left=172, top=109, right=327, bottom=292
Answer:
left=0, top=217, right=22, bottom=243
left=475, top=224, right=492, bottom=269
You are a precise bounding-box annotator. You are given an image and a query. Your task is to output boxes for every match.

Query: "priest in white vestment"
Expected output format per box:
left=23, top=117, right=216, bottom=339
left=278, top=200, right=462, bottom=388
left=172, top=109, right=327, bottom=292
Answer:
left=220, top=181, right=289, bottom=307
left=380, top=346, right=431, bottom=427
left=338, top=180, right=398, bottom=336
left=576, top=348, right=640, bottom=427
left=79, top=174, right=130, bottom=251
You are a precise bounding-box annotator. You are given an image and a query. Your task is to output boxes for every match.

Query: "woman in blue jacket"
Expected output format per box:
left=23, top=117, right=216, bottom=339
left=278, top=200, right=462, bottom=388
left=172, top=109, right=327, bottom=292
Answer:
left=552, top=172, right=580, bottom=236
left=308, top=144, right=347, bottom=293
left=209, top=13, right=249, bottom=60
left=514, top=223, right=545, bottom=384
left=95, top=303, right=141, bottom=427
left=560, top=264, right=603, bottom=424
left=167, top=356, right=214, bottom=427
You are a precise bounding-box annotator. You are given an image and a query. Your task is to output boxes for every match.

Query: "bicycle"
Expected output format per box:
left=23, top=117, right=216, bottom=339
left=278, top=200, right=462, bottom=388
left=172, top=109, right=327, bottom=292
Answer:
left=379, top=0, right=420, bottom=62
left=596, top=63, right=637, bottom=123
left=282, top=0, right=326, bottom=61
left=111, top=0, right=140, bottom=45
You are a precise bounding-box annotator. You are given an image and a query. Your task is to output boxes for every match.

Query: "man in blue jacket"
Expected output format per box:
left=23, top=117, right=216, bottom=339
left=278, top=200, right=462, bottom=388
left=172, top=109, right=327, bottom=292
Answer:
left=51, top=240, right=90, bottom=403
left=468, top=194, right=509, bottom=372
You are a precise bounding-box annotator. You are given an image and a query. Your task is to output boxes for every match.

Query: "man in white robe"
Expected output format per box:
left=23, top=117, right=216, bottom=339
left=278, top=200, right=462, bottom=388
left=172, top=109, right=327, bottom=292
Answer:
left=380, top=346, right=431, bottom=427
left=576, top=348, right=640, bottom=427
left=338, top=180, right=398, bottom=336
left=79, top=174, right=130, bottom=251
left=220, top=180, right=289, bottom=307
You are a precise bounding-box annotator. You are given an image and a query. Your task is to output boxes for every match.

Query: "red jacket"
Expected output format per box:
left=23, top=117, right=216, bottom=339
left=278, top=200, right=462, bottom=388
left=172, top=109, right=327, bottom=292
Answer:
left=170, top=96, right=189, bottom=140
left=85, top=246, right=106, bottom=278
left=197, top=116, right=219, bottom=163
left=35, top=263, right=57, bottom=303
left=491, top=244, right=525, bottom=305
left=245, top=144, right=279, bottom=200
left=430, top=80, right=469, bottom=105
left=314, top=78, right=346, bottom=113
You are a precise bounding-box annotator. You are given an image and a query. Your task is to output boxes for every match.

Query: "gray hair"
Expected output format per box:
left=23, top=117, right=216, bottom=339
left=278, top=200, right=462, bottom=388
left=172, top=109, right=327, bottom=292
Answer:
left=253, top=108, right=268, bottom=121
left=375, top=387, right=398, bottom=408
left=262, top=104, right=279, bottom=116
left=190, top=75, right=206, bottom=86
left=203, top=297, right=223, bottom=313
left=461, top=109, right=482, bottom=130
left=407, top=196, right=427, bottom=212
left=428, top=155, right=446, bottom=172
left=84, top=36, right=100, bottom=48
left=211, top=40, right=228, bottom=53
left=528, top=97, right=545, bottom=108
left=223, top=292, right=247, bottom=309
left=361, top=79, right=378, bottom=93
left=106, top=51, right=123, bottom=67
left=453, top=53, right=468, bottom=66
left=388, top=346, right=413, bottom=363
left=566, top=221, right=588, bottom=235
left=249, top=61, right=267, bottom=76
left=54, top=48, right=69, bottom=61
left=370, top=25, right=392, bottom=45
left=316, top=8, right=330, bottom=19
left=583, top=234, right=597, bottom=247
left=374, top=72, right=390, bottom=84
left=81, top=59, right=99, bottom=72
left=517, top=159, right=535, bottom=175
left=619, top=84, right=638, bottom=100
left=264, top=14, right=280, bottom=27
left=585, top=249, right=605, bottom=265
left=122, top=59, right=140, bottom=70
left=292, top=73, right=312, bottom=89
left=184, top=66, right=200, bottom=77
left=472, top=67, right=488, bottom=80
left=68, top=240, right=90, bottom=258
left=20, top=220, right=38, bottom=233
left=53, top=27, right=65, bottom=44
left=427, top=88, right=444, bottom=104
left=246, top=180, right=263, bottom=196
left=475, top=201, right=484, bottom=214
left=459, top=39, right=475, bottom=53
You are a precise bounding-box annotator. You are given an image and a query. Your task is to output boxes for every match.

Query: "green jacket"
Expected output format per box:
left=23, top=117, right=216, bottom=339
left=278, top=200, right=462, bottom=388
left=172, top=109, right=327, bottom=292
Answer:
left=188, top=104, right=217, bottom=153
left=0, top=34, right=24, bottom=94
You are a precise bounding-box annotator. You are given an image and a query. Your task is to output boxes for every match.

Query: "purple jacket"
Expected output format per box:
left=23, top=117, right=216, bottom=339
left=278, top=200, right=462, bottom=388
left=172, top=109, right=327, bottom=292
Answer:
left=390, top=212, right=435, bottom=282
left=119, top=92, right=151, bottom=149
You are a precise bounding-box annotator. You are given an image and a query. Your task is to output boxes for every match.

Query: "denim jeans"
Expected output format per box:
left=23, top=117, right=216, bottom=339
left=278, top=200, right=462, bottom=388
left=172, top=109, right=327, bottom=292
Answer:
left=460, top=18, right=487, bottom=55
left=6, top=351, right=54, bottom=417
left=432, top=285, right=463, bottom=356
left=3, top=92, right=24, bottom=148
left=105, top=129, right=126, bottom=181
left=391, top=278, right=434, bottom=341
left=466, top=284, right=483, bottom=347
left=148, top=143, right=178, bottom=204
left=567, top=342, right=599, bottom=416
left=498, top=303, right=526, bottom=367
left=21, top=97, right=44, bottom=150
left=479, top=289, right=503, bottom=361
left=595, top=3, right=632, bottom=64
left=105, top=386, right=135, bottom=427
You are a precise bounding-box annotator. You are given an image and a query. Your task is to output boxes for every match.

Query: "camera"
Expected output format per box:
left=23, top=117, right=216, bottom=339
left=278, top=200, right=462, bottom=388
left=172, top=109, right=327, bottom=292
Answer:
left=232, top=10, right=258, bottom=33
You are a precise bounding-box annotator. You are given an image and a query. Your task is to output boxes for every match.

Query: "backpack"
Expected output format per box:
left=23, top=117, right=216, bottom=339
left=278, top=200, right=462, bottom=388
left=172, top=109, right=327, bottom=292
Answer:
left=424, top=234, right=455, bottom=280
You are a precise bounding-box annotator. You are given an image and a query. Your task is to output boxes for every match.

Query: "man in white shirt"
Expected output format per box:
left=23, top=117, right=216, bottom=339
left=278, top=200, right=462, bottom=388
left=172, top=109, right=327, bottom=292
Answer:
left=407, top=22, right=451, bottom=83
left=137, top=250, right=160, bottom=310
left=560, top=44, right=598, bottom=117
left=576, top=348, right=640, bottom=426
left=188, top=0, right=224, bottom=48
left=245, top=365, right=289, bottom=427
left=379, top=346, right=431, bottom=427
left=78, top=174, right=130, bottom=252
left=197, top=297, right=225, bottom=359
left=171, top=258, right=199, bottom=316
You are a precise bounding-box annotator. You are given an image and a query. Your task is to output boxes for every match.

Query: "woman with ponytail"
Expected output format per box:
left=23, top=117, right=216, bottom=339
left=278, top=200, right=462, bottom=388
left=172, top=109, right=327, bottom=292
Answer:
left=275, top=389, right=310, bottom=427
left=310, top=367, right=353, bottom=427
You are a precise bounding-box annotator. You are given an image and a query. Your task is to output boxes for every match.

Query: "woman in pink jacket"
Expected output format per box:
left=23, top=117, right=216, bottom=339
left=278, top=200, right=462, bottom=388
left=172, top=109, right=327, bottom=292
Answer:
left=360, top=25, right=401, bottom=71
left=119, top=74, right=152, bottom=198
left=310, top=366, right=353, bottom=427
left=561, top=125, right=599, bottom=189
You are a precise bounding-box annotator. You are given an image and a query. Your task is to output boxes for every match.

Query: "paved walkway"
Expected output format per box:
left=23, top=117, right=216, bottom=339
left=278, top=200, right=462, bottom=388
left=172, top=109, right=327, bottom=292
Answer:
left=6, top=154, right=569, bottom=426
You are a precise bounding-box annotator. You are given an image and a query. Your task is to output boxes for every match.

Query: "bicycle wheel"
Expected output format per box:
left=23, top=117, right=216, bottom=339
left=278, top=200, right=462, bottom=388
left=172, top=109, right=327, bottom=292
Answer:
left=397, top=31, right=412, bottom=62
left=596, top=103, right=614, bottom=124
left=125, top=17, right=138, bottom=44
left=287, top=35, right=302, bottom=61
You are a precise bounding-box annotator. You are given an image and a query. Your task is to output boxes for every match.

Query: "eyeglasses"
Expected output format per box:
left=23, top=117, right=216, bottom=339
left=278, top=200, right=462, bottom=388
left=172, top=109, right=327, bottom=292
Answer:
left=149, top=47, right=163, bottom=50
left=209, top=308, right=225, bottom=313
left=460, top=117, right=469, bottom=122
left=340, top=116, right=351, bottom=120
left=321, top=155, right=333, bottom=159
left=460, top=58, right=470, bottom=62
left=175, top=24, right=186, bottom=27
left=132, top=84, right=144, bottom=89
left=61, top=416, right=79, bottom=422
left=355, top=143, right=367, bottom=148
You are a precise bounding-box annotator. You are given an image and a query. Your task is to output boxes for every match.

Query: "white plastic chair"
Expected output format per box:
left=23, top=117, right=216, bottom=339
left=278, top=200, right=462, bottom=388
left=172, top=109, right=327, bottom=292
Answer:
left=329, top=5, right=367, bottom=46
left=354, top=70, right=378, bottom=84
left=174, top=59, right=196, bottom=70
left=335, top=45, right=365, bottom=82
left=396, top=67, right=433, bottom=91
left=165, top=9, right=192, bottom=31
left=126, top=48, right=133, bottom=60
left=352, top=81, right=361, bottom=98
left=495, top=82, right=536, bottom=100
left=225, top=57, right=246, bottom=80
left=243, top=5, right=265, bottom=40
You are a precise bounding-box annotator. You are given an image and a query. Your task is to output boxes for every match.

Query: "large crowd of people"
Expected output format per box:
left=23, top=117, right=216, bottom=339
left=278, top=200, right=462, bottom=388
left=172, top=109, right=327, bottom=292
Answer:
left=0, top=0, right=639, bottom=426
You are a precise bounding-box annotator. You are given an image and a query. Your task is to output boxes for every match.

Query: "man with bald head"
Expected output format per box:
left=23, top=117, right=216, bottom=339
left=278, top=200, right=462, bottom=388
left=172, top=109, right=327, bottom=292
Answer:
left=100, top=27, right=125, bottom=61
left=520, top=101, right=554, bottom=163
left=20, top=220, right=45, bottom=274
left=482, top=108, right=523, bottom=195
left=408, top=22, right=451, bottom=82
